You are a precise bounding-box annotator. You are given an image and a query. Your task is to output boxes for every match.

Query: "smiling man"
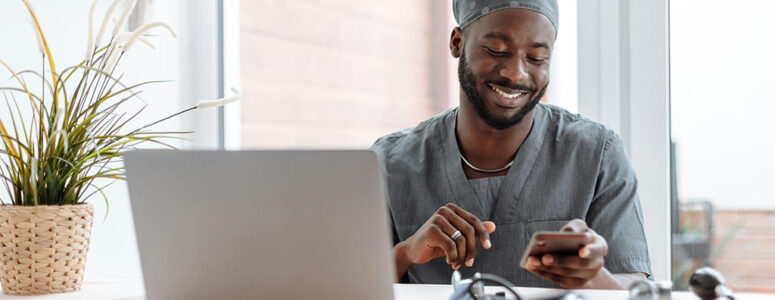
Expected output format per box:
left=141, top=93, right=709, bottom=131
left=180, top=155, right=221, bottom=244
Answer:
left=371, top=0, right=652, bottom=289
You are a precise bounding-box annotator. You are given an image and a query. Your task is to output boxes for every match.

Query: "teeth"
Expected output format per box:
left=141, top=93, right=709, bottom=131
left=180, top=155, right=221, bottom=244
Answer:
left=491, top=86, right=524, bottom=99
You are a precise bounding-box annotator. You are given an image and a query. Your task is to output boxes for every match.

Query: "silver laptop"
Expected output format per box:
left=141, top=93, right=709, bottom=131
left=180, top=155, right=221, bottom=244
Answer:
left=124, top=150, right=395, bottom=300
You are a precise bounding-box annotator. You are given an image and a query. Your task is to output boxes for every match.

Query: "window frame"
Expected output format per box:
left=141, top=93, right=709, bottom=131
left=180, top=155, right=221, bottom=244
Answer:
left=222, top=0, right=241, bottom=150
left=577, top=0, right=672, bottom=280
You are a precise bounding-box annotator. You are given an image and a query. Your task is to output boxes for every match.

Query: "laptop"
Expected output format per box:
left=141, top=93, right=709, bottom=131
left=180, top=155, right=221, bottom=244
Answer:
left=124, top=150, right=396, bottom=300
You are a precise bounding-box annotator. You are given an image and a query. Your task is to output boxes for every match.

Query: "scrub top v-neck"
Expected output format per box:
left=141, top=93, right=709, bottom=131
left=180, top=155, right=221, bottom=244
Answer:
left=372, top=104, right=652, bottom=287
left=468, top=176, right=506, bottom=219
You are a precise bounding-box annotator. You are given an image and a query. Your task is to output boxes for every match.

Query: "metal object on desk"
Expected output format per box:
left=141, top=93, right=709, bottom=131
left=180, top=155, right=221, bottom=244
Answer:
left=689, top=267, right=735, bottom=300
left=450, top=271, right=485, bottom=299
left=450, top=271, right=514, bottom=300
left=449, top=271, right=582, bottom=300
left=628, top=280, right=673, bottom=300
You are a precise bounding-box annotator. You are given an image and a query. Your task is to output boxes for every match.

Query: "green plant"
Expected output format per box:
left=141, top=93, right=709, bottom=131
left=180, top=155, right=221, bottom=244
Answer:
left=0, top=0, right=239, bottom=212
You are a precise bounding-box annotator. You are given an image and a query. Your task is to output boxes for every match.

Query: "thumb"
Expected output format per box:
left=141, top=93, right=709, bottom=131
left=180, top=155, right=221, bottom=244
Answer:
left=483, top=221, right=496, bottom=234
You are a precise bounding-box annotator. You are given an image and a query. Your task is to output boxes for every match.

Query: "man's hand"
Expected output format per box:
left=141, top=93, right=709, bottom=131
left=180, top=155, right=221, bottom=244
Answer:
left=394, top=203, right=496, bottom=276
left=524, top=219, right=609, bottom=289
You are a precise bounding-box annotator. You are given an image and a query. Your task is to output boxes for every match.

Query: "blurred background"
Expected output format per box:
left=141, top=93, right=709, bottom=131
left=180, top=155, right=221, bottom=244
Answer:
left=236, top=0, right=577, bottom=149
left=0, top=0, right=772, bottom=293
left=670, top=0, right=775, bottom=292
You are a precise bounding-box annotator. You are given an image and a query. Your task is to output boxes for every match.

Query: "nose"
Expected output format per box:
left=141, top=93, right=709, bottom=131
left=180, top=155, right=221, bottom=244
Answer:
left=498, top=57, right=529, bottom=83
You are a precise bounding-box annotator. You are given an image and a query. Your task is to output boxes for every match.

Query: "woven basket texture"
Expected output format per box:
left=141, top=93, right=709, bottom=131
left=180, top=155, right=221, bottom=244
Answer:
left=0, top=204, right=94, bottom=295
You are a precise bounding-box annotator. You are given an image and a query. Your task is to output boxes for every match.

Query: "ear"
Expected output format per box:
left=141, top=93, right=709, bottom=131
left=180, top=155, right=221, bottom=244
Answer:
left=449, top=27, right=464, bottom=58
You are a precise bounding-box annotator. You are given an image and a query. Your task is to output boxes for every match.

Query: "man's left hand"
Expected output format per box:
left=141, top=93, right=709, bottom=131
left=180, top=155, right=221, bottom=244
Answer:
left=524, top=219, right=608, bottom=289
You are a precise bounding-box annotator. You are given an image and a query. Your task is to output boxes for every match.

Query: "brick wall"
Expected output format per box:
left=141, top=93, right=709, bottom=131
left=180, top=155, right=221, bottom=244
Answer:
left=239, top=0, right=446, bottom=148
left=713, top=210, right=775, bottom=293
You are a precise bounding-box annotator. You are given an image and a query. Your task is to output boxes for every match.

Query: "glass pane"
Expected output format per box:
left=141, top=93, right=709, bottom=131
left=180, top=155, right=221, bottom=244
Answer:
left=670, top=0, right=775, bottom=292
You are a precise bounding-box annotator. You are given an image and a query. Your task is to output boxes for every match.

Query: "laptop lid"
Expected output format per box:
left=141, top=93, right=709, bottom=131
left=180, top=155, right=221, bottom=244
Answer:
left=124, top=150, right=395, bottom=300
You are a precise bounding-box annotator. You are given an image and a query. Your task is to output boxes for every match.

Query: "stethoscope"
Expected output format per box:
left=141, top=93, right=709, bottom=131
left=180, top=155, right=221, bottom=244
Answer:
left=448, top=266, right=735, bottom=300
left=628, top=267, right=735, bottom=300
left=687, top=267, right=735, bottom=300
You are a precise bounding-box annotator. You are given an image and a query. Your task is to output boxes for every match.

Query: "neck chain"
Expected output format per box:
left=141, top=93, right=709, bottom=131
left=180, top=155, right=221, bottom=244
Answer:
left=455, top=108, right=514, bottom=173
left=460, top=154, right=513, bottom=173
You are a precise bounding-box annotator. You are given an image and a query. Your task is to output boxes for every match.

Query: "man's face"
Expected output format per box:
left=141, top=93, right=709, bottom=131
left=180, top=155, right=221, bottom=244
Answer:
left=453, top=8, right=555, bottom=130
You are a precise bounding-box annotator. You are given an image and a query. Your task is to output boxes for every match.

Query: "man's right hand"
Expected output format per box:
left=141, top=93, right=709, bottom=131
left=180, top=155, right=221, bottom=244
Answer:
left=394, top=203, right=496, bottom=274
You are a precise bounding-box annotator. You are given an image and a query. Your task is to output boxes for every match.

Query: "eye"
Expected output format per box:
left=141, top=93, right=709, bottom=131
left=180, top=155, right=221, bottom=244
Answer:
left=527, top=56, right=548, bottom=63
left=484, top=47, right=507, bottom=57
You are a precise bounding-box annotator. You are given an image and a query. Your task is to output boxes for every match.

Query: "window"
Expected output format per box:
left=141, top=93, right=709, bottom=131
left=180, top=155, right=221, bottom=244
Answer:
left=670, top=0, right=775, bottom=292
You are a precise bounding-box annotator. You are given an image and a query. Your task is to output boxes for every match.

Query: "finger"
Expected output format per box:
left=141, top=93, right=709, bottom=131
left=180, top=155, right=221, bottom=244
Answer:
left=431, top=226, right=459, bottom=268
left=438, top=206, right=476, bottom=266
left=525, top=256, right=591, bottom=288
left=433, top=214, right=466, bottom=269
left=533, top=264, right=600, bottom=280
left=525, top=256, right=543, bottom=270
left=579, top=230, right=608, bottom=258
left=540, top=253, right=603, bottom=270
left=579, top=242, right=607, bottom=259
left=483, top=221, right=496, bottom=234
left=560, top=219, right=589, bottom=233
left=529, top=268, right=588, bottom=289
left=446, top=203, right=492, bottom=250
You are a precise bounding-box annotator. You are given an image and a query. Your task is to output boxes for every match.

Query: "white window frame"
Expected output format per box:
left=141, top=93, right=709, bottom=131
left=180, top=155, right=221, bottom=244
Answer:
left=220, top=0, right=241, bottom=150
left=178, top=0, right=221, bottom=149
left=222, top=0, right=242, bottom=150
left=578, top=0, right=671, bottom=280
left=178, top=0, right=241, bottom=150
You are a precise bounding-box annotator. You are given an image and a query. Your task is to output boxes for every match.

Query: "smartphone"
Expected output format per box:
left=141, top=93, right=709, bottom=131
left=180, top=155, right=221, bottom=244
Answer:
left=519, top=231, right=589, bottom=269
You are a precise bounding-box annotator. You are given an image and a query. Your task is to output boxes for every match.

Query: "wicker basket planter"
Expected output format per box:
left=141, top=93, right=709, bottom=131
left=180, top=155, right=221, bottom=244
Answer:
left=0, top=204, right=94, bottom=295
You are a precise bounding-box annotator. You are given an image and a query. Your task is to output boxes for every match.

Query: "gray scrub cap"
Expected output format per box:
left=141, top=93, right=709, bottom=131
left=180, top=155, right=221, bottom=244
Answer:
left=453, top=0, right=559, bottom=33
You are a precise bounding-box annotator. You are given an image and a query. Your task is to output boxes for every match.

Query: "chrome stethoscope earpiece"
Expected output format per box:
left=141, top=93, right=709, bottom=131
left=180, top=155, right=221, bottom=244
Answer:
left=689, top=267, right=735, bottom=300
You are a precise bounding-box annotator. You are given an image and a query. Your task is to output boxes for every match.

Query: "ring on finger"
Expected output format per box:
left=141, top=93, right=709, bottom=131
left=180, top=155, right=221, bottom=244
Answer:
left=450, top=230, right=462, bottom=240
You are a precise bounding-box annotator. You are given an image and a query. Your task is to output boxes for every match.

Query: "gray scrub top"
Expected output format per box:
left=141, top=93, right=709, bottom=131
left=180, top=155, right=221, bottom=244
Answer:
left=371, top=103, right=652, bottom=287
left=469, top=176, right=505, bottom=218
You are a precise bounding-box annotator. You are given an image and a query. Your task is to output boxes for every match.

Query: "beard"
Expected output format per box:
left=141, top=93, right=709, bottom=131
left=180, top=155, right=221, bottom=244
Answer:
left=458, top=53, right=548, bottom=130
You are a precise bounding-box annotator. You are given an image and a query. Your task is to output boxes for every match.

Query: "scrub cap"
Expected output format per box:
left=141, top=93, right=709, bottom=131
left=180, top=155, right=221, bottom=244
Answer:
left=453, top=0, right=559, bottom=33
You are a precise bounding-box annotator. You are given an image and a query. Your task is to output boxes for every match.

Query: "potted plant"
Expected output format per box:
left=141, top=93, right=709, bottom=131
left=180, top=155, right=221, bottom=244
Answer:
left=0, top=0, right=239, bottom=295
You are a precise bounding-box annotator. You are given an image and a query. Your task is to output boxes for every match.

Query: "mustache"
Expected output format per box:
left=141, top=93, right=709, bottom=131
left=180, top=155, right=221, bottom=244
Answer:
left=485, top=80, right=535, bottom=93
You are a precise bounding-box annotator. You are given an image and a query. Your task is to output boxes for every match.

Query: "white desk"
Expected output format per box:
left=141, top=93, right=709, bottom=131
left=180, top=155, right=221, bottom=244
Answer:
left=393, top=283, right=774, bottom=300
left=0, top=278, right=144, bottom=300
left=0, top=279, right=771, bottom=299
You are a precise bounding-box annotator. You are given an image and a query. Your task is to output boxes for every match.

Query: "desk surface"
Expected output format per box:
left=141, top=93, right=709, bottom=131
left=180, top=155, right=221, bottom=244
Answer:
left=0, top=278, right=144, bottom=299
left=394, top=284, right=772, bottom=300
left=0, top=278, right=770, bottom=299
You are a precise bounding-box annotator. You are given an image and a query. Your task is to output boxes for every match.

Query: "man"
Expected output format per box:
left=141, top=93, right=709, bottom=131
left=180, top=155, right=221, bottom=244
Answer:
left=371, top=0, right=652, bottom=289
